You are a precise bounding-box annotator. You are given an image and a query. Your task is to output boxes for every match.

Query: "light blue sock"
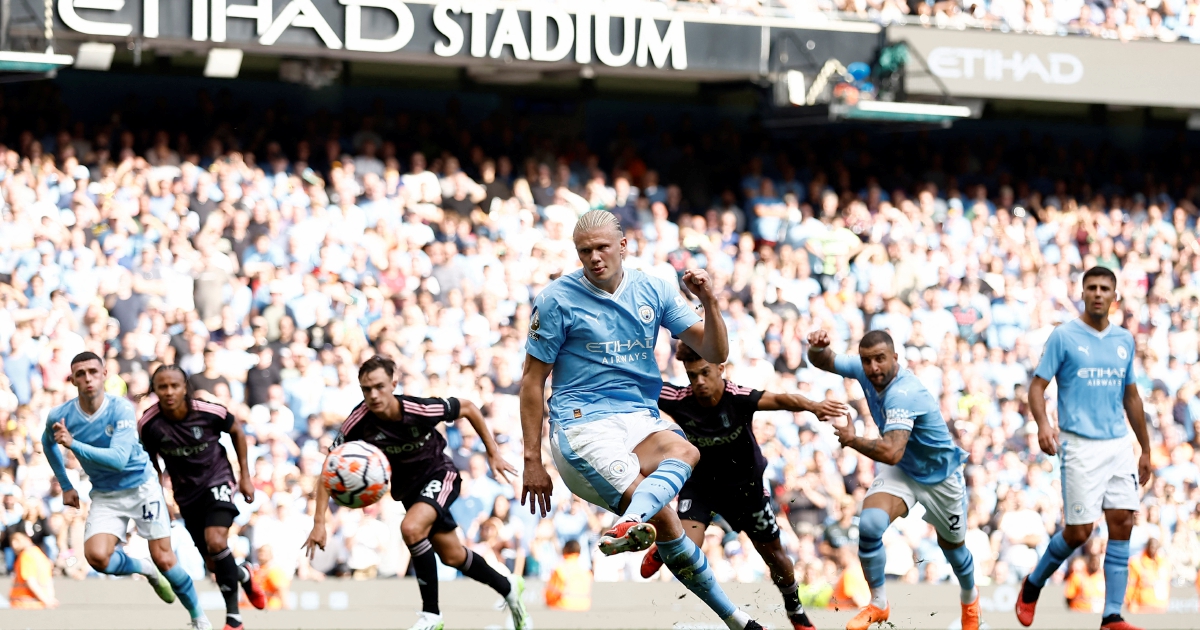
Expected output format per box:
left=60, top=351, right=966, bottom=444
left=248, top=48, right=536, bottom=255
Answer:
left=104, top=548, right=147, bottom=576
left=163, top=563, right=204, bottom=619
left=1028, top=532, right=1076, bottom=588
left=658, top=533, right=736, bottom=619
left=941, top=544, right=977, bottom=603
left=858, top=508, right=890, bottom=592
left=622, top=458, right=691, bottom=522
left=1103, top=540, right=1130, bottom=618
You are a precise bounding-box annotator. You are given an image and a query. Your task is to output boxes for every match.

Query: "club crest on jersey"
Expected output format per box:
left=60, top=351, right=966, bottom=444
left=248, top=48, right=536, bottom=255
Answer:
left=719, top=413, right=731, bottom=428
left=192, top=427, right=203, bottom=440
left=105, top=425, right=114, bottom=437
left=638, top=305, right=654, bottom=323
left=1117, top=346, right=1128, bottom=359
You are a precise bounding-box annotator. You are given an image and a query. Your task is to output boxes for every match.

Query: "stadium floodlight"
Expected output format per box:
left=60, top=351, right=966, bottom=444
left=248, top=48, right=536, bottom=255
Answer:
left=204, top=48, right=244, bottom=79
left=73, top=43, right=116, bottom=71
left=0, top=50, right=74, bottom=73
left=830, top=100, right=973, bottom=124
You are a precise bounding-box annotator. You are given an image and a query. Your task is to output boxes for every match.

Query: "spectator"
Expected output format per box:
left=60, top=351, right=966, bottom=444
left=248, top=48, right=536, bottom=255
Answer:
left=1064, top=555, right=1104, bottom=613
left=251, top=544, right=291, bottom=610
left=1126, top=537, right=1170, bottom=613
left=8, top=531, right=56, bottom=608
left=544, top=539, right=591, bottom=611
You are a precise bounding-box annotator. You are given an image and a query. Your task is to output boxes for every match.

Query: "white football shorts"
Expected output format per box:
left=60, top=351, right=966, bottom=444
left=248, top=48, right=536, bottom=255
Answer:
left=866, top=463, right=969, bottom=544
left=1059, top=431, right=1140, bottom=525
left=550, top=410, right=680, bottom=512
left=84, top=476, right=172, bottom=543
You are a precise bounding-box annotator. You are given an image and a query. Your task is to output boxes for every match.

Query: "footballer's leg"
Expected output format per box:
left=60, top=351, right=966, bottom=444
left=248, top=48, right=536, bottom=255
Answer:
left=918, top=470, right=980, bottom=630
left=400, top=502, right=445, bottom=630
left=1020, top=438, right=1103, bottom=627
left=600, top=429, right=698, bottom=554
left=432, top=530, right=529, bottom=630
left=640, top=495, right=707, bottom=579
left=148, top=537, right=209, bottom=629
left=727, top=482, right=814, bottom=630
left=204, top=524, right=251, bottom=630
left=849, top=472, right=911, bottom=630
left=1099, top=508, right=1139, bottom=630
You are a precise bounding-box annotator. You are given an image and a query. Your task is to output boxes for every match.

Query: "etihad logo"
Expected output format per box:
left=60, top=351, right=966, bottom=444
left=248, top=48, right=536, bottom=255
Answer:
left=1077, top=367, right=1126, bottom=386
left=927, top=47, right=1083, bottom=85
left=1076, top=368, right=1126, bottom=379
left=585, top=338, right=655, bottom=353
left=585, top=337, right=654, bottom=365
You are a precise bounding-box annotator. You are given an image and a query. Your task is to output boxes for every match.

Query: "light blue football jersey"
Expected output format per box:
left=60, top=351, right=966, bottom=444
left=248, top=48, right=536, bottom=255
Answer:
left=1033, top=318, right=1135, bottom=440
left=527, top=267, right=701, bottom=428
left=834, top=355, right=967, bottom=485
left=43, top=394, right=152, bottom=493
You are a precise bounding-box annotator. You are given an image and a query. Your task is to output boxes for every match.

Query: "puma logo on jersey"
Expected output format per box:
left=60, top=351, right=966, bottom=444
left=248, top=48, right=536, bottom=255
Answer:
left=1077, top=345, right=1089, bottom=355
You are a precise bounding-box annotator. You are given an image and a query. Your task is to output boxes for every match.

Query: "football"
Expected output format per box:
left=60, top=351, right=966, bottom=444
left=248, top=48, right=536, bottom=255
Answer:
left=322, top=441, right=391, bottom=509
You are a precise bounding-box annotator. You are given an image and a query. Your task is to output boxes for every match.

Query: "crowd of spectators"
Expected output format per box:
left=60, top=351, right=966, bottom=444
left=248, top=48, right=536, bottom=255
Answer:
left=1, top=84, right=1199, bottom=610
left=666, top=0, right=1200, bottom=43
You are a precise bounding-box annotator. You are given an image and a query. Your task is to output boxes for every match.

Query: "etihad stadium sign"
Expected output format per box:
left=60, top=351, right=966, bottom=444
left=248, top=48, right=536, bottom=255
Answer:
left=39, top=0, right=880, bottom=79
left=893, top=24, right=1200, bottom=108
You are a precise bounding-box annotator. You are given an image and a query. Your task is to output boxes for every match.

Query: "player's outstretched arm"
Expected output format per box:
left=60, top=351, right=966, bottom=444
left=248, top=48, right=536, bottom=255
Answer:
left=679, top=268, right=729, bottom=364
left=1028, top=376, right=1058, bottom=456
left=1124, top=384, right=1153, bottom=486
left=805, top=329, right=838, bottom=373
left=458, top=399, right=518, bottom=483
left=304, top=478, right=330, bottom=558
left=228, top=419, right=255, bottom=501
left=758, top=392, right=849, bottom=421
left=519, top=354, right=554, bottom=516
left=833, top=415, right=909, bottom=465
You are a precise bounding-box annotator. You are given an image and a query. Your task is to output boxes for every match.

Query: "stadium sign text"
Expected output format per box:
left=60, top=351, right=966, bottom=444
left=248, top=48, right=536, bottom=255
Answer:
left=55, top=0, right=687, bottom=69
left=893, top=24, right=1200, bottom=108
left=925, top=47, right=1083, bottom=85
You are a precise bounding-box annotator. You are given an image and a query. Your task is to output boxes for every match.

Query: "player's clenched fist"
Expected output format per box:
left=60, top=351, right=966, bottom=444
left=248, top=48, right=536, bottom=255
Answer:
left=807, top=330, right=832, bottom=349
left=682, top=269, right=716, bottom=303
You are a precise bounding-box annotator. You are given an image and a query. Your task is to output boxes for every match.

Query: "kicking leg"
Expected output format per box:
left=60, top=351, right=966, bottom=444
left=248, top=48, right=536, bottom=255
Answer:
left=600, top=431, right=699, bottom=555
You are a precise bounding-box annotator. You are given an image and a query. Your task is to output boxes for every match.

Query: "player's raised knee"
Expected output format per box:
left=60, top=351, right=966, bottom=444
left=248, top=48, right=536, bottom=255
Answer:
left=666, top=441, right=700, bottom=467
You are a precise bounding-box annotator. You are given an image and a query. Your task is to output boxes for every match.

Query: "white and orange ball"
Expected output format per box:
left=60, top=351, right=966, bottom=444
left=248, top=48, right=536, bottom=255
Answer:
left=322, top=441, right=391, bottom=508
